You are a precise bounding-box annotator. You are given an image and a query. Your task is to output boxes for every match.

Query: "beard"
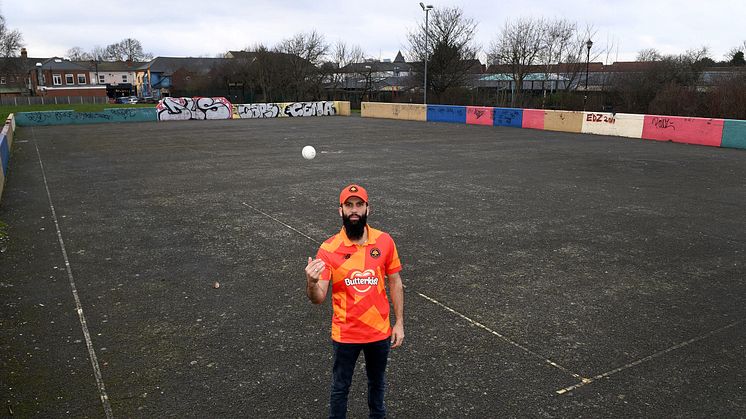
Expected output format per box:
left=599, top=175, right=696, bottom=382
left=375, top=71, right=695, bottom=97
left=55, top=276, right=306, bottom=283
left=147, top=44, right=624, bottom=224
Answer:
left=342, top=212, right=367, bottom=241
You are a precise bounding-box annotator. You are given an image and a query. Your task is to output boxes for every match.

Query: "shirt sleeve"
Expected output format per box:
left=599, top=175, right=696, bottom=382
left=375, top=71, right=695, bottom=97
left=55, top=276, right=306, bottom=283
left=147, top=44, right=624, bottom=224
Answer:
left=385, top=236, right=402, bottom=275
left=315, top=247, right=332, bottom=281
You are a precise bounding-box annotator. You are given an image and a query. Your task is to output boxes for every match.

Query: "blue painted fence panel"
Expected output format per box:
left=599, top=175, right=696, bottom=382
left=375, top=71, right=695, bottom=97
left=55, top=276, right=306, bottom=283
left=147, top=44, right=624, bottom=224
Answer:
left=427, top=105, right=466, bottom=123
left=0, top=134, right=8, bottom=176
left=493, top=107, right=523, bottom=128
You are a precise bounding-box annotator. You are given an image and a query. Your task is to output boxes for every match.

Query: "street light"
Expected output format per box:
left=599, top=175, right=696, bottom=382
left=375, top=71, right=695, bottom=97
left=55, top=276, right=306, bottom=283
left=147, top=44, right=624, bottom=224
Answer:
left=583, top=39, right=593, bottom=110
left=364, top=65, right=372, bottom=101
left=34, top=62, right=43, bottom=95
left=419, top=2, right=433, bottom=104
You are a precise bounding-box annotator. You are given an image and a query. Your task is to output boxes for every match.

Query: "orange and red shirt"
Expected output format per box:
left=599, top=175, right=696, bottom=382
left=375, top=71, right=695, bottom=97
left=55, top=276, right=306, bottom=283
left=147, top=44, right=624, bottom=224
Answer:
left=316, top=225, right=402, bottom=343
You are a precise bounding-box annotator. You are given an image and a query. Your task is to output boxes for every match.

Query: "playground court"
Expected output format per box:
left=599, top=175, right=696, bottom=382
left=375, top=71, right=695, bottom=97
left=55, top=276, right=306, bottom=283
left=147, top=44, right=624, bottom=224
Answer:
left=1, top=116, right=745, bottom=417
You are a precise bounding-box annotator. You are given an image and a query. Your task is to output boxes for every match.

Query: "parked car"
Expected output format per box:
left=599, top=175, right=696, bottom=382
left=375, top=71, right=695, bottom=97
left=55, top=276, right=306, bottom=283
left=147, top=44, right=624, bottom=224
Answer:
left=116, top=96, right=138, bottom=104
left=138, top=96, right=157, bottom=104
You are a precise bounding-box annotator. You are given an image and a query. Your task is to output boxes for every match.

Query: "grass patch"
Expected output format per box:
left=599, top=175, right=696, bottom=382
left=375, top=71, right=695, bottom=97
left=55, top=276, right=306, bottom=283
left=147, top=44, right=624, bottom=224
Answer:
left=1, top=104, right=154, bottom=122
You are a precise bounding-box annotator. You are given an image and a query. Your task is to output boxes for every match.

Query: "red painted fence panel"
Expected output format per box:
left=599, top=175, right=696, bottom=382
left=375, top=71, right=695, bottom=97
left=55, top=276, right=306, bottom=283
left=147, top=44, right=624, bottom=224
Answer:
left=466, top=106, right=493, bottom=126
left=641, top=115, right=724, bottom=147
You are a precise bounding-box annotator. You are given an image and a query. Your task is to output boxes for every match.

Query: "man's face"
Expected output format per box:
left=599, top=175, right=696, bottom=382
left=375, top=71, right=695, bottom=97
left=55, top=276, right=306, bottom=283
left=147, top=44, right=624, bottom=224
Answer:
left=339, top=196, right=368, bottom=240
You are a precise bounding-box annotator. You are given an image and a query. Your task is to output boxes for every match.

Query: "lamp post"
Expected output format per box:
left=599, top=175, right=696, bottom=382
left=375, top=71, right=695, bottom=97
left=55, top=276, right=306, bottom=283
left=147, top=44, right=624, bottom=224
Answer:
left=583, top=39, right=593, bottom=110
left=364, top=65, right=372, bottom=101
left=419, top=2, right=433, bottom=104
left=34, top=62, right=43, bottom=95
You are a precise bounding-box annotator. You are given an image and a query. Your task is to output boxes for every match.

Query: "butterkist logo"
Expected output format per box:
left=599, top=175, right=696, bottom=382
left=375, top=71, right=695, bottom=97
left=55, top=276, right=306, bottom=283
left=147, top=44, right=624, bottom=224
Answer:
left=344, top=269, right=379, bottom=293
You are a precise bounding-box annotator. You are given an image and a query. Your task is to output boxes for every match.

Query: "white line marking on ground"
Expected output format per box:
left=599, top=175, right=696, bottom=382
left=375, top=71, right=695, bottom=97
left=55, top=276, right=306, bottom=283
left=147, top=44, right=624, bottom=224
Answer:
left=416, top=292, right=585, bottom=380
left=33, top=137, right=114, bottom=418
left=555, top=318, right=744, bottom=395
left=242, top=202, right=586, bottom=382
left=241, top=202, right=319, bottom=244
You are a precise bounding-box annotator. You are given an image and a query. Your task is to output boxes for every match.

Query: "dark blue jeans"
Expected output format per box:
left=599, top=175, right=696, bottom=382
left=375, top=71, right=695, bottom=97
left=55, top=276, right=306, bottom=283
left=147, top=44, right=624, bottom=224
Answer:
left=329, top=338, right=390, bottom=419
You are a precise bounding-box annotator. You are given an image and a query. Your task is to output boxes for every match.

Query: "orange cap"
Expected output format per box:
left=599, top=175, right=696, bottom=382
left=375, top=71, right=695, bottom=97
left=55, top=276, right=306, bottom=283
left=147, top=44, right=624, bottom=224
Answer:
left=339, top=184, right=368, bottom=205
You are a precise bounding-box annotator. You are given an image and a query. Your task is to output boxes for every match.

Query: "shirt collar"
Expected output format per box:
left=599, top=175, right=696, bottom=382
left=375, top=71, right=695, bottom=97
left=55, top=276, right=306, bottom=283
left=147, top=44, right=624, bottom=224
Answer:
left=339, top=225, right=376, bottom=247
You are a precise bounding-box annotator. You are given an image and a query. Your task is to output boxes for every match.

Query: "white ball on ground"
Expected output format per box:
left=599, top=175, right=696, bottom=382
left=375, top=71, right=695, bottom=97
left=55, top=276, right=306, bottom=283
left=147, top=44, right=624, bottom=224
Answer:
left=302, top=145, right=316, bottom=160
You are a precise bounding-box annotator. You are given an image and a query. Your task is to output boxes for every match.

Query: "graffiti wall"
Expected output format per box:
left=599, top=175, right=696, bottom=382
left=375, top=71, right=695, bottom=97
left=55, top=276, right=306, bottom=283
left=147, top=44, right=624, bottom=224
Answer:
left=581, top=112, right=644, bottom=138
left=15, top=108, right=157, bottom=126
left=466, top=106, right=494, bottom=126
left=544, top=110, right=584, bottom=133
left=427, top=105, right=466, bottom=123
left=493, top=108, right=522, bottom=128
left=641, top=115, right=724, bottom=147
left=156, top=97, right=233, bottom=121
left=0, top=114, right=17, bottom=205
left=361, top=102, right=427, bottom=121
left=233, top=101, right=338, bottom=119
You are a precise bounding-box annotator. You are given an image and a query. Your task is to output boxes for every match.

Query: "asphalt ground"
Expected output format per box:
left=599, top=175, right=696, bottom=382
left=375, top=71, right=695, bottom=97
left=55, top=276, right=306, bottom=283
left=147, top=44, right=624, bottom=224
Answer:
left=1, top=115, right=745, bottom=418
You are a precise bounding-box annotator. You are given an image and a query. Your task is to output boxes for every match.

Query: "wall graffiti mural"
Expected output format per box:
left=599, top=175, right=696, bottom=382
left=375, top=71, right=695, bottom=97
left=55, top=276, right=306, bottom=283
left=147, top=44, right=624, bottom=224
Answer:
left=156, top=97, right=233, bottom=121
left=234, top=101, right=337, bottom=119
left=235, top=103, right=282, bottom=119
left=283, top=101, right=336, bottom=117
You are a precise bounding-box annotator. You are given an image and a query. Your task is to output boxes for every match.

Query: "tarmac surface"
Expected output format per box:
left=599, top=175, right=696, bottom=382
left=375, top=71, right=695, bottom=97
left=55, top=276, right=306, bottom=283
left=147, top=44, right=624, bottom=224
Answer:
left=1, top=115, right=745, bottom=418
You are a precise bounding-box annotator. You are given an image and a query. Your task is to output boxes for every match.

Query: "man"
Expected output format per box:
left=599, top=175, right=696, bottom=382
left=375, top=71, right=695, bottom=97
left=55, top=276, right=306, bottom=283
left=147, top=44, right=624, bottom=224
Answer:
left=305, top=184, right=405, bottom=419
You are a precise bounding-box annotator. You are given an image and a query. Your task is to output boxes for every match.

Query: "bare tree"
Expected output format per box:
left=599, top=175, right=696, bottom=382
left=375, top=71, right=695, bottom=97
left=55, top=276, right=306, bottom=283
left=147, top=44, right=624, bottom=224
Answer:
left=539, top=19, right=575, bottom=106
left=637, top=48, right=663, bottom=62
left=0, top=14, right=23, bottom=57
left=559, top=24, right=599, bottom=93
left=104, top=38, right=153, bottom=61
left=325, top=41, right=365, bottom=99
left=277, top=30, right=329, bottom=100
left=90, top=45, right=106, bottom=61
left=487, top=17, right=545, bottom=106
left=66, top=46, right=92, bottom=61
left=407, top=6, right=480, bottom=102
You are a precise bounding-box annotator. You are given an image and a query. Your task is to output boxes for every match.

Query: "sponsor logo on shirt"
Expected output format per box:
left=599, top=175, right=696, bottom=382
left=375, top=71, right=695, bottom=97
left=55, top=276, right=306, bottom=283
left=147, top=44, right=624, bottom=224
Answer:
left=344, top=269, right=379, bottom=293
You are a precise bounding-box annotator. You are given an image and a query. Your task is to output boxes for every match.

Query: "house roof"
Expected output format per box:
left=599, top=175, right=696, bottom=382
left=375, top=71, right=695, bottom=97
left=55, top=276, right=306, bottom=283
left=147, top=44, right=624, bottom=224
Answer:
left=137, top=57, right=230, bottom=74
left=342, top=61, right=413, bottom=73
left=40, top=58, right=90, bottom=71
left=0, top=56, right=49, bottom=73
left=75, top=60, right=146, bottom=72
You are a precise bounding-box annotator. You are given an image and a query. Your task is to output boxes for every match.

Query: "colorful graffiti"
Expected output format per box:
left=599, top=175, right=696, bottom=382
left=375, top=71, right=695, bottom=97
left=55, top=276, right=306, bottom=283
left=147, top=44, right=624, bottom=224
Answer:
left=156, top=97, right=233, bottom=121
left=233, top=101, right=337, bottom=119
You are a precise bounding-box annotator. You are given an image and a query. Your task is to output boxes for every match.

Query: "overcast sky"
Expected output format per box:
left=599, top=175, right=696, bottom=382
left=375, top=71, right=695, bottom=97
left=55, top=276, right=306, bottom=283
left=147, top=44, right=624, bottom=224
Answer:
left=5, top=0, right=745, bottom=64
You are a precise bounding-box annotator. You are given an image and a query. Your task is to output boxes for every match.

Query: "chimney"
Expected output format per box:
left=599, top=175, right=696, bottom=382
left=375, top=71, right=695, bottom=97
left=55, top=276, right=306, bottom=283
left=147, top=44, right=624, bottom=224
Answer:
left=21, top=48, right=27, bottom=58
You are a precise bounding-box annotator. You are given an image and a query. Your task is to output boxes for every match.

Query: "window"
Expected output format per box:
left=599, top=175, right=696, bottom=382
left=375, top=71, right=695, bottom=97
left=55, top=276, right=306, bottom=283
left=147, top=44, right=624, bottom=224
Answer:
left=53, top=74, right=62, bottom=85
left=78, top=74, right=86, bottom=84
left=99, top=74, right=105, bottom=84
left=121, top=75, right=128, bottom=83
left=65, top=74, right=74, bottom=84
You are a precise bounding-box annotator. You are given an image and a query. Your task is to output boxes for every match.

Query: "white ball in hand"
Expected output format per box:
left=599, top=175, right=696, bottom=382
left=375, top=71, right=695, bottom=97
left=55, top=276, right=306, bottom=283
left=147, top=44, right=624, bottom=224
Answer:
left=302, top=145, right=316, bottom=160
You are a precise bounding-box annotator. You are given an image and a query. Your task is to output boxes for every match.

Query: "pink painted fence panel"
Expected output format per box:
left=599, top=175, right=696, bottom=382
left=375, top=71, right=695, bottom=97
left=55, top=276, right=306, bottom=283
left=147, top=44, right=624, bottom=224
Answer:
left=466, top=106, right=494, bottom=126
left=641, top=115, right=724, bottom=147
left=522, top=109, right=544, bottom=130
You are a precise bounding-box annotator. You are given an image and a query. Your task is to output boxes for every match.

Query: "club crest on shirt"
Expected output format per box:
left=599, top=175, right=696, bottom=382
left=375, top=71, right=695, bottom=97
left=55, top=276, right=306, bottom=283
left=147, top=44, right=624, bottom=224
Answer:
left=370, top=248, right=381, bottom=259
left=344, top=269, right=379, bottom=293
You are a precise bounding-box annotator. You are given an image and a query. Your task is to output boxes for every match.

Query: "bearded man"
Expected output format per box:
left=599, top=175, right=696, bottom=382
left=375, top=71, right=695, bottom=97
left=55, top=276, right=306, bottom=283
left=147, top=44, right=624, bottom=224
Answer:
left=305, top=184, right=405, bottom=419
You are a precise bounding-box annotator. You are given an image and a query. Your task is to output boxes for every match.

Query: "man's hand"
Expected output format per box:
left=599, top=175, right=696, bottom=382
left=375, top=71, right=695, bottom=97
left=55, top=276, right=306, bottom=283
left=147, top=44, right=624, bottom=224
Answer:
left=391, top=322, right=404, bottom=348
left=305, top=257, right=325, bottom=283
left=305, top=257, right=329, bottom=304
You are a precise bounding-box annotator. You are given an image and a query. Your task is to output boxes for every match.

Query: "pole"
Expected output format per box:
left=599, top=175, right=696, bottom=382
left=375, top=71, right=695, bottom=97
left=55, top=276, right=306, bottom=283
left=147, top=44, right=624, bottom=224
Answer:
left=424, top=8, right=429, bottom=104
left=583, top=39, right=592, bottom=111
left=584, top=49, right=589, bottom=110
